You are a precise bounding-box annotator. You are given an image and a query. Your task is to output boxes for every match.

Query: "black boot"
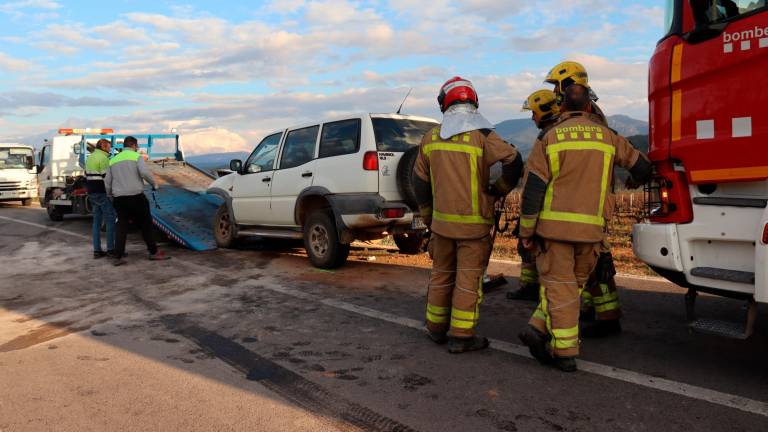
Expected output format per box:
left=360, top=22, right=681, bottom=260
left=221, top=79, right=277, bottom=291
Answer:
left=93, top=251, right=107, bottom=259
left=447, top=336, right=489, bottom=354
left=518, top=327, right=552, bottom=365
left=553, top=356, right=577, bottom=372
left=426, top=330, right=448, bottom=345
left=579, top=307, right=596, bottom=322
left=507, top=283, right=539, bottom=301
left=581, top=319, right=622, bottom=338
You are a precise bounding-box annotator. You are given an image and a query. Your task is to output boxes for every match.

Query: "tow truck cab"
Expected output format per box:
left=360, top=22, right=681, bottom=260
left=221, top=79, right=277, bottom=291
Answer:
left=632, top=0, right=768, bottom=338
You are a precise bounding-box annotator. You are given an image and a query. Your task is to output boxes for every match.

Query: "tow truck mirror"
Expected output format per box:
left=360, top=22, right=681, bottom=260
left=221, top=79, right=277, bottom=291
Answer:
left=73, top=143, right=82, bottom=155
left=35, top=164, right=42, bottom=174
left=229, top=159, right=243, bottom=173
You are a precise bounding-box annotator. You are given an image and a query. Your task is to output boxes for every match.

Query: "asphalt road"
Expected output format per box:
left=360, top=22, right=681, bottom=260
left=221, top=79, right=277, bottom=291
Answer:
left=1, top=203, right=767, bottom=431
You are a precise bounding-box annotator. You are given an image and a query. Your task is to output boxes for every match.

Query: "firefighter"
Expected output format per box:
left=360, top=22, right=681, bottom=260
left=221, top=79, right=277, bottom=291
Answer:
left=415, top=76, right=524, bottom=353
left=517, top=80, right=652, bottom=371
left=507, top=90, right=561, bottom=302
left=544, top=61, right=631, bottom=338
left=85, top=138, right=116, bottom=259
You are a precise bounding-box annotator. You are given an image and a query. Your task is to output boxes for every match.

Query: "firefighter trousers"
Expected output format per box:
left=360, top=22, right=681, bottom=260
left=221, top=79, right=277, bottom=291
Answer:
left=529, top=240, right=599, bottom=357
left=581, top=240, right=622, bottom=320
left=517, top=238, right=539, bottom=286
left=425, top=233, right=493, bottom=338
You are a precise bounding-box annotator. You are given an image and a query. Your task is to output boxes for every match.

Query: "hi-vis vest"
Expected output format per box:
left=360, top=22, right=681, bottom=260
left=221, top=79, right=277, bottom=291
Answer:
left=415, top=126, right=518, bottom=240
left=109, top=149, right=140, bottom=166
left=85, top=148, right=110, bottom=194
left=520, top=112, right=640, bottom=243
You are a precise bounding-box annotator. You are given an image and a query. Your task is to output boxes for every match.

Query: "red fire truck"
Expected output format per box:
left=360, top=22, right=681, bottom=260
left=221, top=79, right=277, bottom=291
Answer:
left=632, top=0, right=768, bottom=338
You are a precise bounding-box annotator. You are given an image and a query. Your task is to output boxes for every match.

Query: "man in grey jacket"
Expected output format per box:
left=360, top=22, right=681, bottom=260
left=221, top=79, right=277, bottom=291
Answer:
left=105, top=136, right=170, bottom=266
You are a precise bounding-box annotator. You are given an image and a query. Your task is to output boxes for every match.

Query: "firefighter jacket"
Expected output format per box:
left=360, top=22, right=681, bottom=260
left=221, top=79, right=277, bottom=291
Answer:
left=85, top=148, right=110, bottom=194
left=105, top=149, right=157, bottom=198
left=414, top=126, right=521, bottom=240
left=519, top=111, right=650, bottom=243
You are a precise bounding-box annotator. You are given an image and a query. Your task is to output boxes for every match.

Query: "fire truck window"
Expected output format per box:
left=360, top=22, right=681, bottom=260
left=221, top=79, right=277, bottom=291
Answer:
left=692, top=0, right=766, bottom=25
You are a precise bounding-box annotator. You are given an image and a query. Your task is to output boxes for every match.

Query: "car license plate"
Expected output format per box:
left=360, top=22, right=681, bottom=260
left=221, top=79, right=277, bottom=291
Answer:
left=412, top=216, right=427, bottom=230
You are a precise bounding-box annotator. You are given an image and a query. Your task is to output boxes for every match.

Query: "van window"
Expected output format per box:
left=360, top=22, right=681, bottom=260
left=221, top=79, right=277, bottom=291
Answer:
left=372, top=118, right=437, bottom=152
left=245, top=132, right=281, bottom=173
left=691, top=0, right=766, bottom=25
left=280, top=126, right=319, bottom=169
left=319, top=119, right=361, bottom=158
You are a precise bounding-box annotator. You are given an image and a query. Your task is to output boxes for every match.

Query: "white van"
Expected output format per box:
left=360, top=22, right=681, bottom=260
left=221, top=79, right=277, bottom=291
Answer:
left=207, top=113, right=439, bottom=268
left=0, top=143, right=37, bottom=206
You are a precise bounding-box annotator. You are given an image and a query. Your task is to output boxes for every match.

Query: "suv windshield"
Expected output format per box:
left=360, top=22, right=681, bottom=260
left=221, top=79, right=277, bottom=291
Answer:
left=372, top=118, right=437, bottom=152
left=0, top=147, right=34, bottom=170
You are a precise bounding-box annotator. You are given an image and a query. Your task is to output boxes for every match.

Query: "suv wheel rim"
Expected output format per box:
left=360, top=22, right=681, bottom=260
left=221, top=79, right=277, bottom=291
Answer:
left=310, top=224, right=329, bottom=258
left=217, top=211, right=230, bottom=238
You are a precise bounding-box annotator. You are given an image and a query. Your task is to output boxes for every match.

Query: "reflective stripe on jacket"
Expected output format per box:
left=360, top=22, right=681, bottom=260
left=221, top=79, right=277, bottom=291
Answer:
left=519, top=112, right=642, bottom=243
left=85, top=148, right=110, bottom=194
left=105, top=149, right=157, bottom=197
left=415, top=126, right=518, bottom=240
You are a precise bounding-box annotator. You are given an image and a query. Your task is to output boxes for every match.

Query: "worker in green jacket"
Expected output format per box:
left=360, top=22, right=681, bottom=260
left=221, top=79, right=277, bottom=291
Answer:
left=85, top=138, right=115, bottom=258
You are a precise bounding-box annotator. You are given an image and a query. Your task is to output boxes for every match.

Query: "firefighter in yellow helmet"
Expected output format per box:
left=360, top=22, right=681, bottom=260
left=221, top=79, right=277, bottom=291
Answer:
left=507, top=90, right=560, bottom=302
left=517, top=79, right=652, bottom=371
left=414, top=76, right=524, bottom=353
left=542, top=61, right=630, bottom=338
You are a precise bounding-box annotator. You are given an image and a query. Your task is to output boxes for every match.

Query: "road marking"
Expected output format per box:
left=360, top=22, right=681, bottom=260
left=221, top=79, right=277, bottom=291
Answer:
left=5, top=214, right=768, bottom=418
left=259, top=284, right=768, bottom=419
left=0, top=215, right=89, bottom=240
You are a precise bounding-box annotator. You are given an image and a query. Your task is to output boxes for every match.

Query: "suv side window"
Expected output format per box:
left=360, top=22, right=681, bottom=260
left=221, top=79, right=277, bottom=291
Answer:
left=245, top=132, right=282, bottom=174
left=319, top=119, right=361, bottom=158
left=279, top=126, right=319, bottom=169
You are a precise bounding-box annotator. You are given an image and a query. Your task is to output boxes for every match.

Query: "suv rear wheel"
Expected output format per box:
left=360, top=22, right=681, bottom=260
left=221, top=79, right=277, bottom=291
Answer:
left=393, top=233, right=425, bottom=255
left=213, top=204, right=238, bottom=248
left=304, top=210, right=349, bottom=269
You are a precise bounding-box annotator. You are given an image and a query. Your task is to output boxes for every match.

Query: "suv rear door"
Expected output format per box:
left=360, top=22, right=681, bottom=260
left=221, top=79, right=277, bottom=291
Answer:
left=370, top=115, right=439, bottom=203
left=269, top=125, right=320, bottom=226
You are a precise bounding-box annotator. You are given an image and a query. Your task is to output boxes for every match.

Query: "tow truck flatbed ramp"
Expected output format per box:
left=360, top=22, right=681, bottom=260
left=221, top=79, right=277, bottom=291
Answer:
left=76, top=133, right=222, bottom=251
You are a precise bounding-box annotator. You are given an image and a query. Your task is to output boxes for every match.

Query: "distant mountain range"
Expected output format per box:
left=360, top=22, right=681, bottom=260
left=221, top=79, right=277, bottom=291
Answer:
left=186, top=115, right=649, bottom=174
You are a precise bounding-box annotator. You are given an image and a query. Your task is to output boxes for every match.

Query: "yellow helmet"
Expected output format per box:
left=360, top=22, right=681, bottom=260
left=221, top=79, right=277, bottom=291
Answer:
left=545, top=61, right=590, bottom=95
left=522, top=89, right=560, bottom=123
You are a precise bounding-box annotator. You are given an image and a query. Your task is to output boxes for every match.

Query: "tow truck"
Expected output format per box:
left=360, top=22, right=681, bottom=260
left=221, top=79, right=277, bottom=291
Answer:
left=632, top=1, right=768, bottom=338
left=0, top=143, right=37, bottom=206
left=38, top=128, right=221, bottom=251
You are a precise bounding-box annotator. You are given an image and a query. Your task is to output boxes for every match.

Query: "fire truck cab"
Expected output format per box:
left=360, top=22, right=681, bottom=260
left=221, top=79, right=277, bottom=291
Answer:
left=632, top=0, right=768, bottom=338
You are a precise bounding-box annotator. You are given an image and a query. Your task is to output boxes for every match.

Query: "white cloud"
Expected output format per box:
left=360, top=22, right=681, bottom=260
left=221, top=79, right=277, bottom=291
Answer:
left=182, top=127, right=248, bottom=154
left=0, top=52, right=33, bottom=71
left=0, top=0, right=61, bottom=12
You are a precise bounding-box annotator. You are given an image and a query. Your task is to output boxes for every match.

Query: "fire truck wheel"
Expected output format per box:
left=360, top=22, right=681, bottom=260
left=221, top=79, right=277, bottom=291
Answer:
left=213, top=204, right=238, bottom=248
left=47, top=204, right=64, bottom=221
left=304, top=210, right=349, bottom=269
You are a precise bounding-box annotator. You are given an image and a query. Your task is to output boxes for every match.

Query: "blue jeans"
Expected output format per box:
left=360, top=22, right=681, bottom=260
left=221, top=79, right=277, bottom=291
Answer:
left=90, top=193, right=115, bottom=252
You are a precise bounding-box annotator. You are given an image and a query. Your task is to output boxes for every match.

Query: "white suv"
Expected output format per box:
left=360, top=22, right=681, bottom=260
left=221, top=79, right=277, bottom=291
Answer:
left=207, top=113, right=439, bottom=268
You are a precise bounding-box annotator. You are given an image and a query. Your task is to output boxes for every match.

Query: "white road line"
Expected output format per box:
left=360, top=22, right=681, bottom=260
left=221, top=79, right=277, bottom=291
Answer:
left=0, top=215, right=90, bottom=240
left=260, top=284, right=768, bottom=418
left=5, top=214, right=768, bottom=418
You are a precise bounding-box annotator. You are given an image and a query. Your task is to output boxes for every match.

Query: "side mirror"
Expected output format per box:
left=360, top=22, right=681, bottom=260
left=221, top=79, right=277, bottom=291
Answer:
left=229, top=159, right=243, bottom=172
left=25, top=156, right=35, bottom=170
left=73, top=143, right=82, bottom=155
left=35, top=165, right=42, bottom=174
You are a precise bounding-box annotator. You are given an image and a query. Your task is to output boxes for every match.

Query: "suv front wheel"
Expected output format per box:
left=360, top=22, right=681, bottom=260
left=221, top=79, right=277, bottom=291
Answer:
left=213, top=204, right=238, bottom=248
left=304, top=210, right=349, bottom=269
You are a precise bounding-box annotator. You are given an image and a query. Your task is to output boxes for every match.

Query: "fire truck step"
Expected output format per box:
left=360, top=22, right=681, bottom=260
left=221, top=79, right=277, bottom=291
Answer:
left=689, top=318, right=751, bottom=340
left=690, top=267, right=755, bottom=284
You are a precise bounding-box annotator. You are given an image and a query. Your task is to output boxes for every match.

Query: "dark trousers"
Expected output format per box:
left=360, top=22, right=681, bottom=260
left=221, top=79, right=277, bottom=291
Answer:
left=113, top=194, right=157, bottom=258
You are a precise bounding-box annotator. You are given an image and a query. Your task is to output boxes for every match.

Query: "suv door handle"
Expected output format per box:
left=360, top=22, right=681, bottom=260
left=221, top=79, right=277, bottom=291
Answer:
left=301, top=172, right=313, bottom=178
left=262, top=177, right=271, bottom=182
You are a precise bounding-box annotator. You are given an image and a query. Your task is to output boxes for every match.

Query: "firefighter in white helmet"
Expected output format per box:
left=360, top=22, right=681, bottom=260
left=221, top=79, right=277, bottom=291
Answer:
left=414, top=76, right=524, bottom=353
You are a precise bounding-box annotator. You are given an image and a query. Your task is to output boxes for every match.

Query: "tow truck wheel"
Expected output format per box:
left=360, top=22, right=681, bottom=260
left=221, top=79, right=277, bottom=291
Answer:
left=393, top=233, right=425, bottom=255
left=213, top=204, right=238, bottom=248
left=21, top=199, right=32, bottom=207
left=47, top=204, right=64, bottom=221
left=304, top=210, right=349, bottom=269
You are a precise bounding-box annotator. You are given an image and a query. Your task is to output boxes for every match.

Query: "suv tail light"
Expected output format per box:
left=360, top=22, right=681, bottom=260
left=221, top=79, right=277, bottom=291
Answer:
left=762, top=223, right=768, bottom=245
left=381, top=208, right=405, bottom=219
left=644, top=161, right=693, bottom=224
left=363, top=151, right=379, bottom=171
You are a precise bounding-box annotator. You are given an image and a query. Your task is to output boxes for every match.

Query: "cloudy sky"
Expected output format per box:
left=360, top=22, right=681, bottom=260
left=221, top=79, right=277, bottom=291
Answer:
left=0, top=0, right=665, bottom=154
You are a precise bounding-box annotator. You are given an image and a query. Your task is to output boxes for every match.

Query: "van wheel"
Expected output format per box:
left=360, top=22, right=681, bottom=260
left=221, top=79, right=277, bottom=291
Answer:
left=47, top=204, right=64, bottom=221
left=21, top=199, right=32, bottom=207
left=393, top=233, right=425, bottom=255
left=396, top=146, right=420, bottom=210
left=304, top=210, right=349, bottom=269
left=213, top=204, right=238, bottom=248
